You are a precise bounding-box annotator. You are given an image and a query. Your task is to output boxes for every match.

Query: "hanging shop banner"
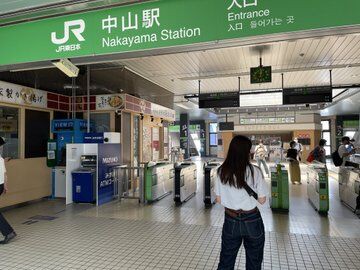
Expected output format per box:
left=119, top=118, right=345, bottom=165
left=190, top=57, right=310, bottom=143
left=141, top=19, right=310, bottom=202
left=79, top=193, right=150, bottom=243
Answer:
left=151, top=103, right=176, bottom=120
left=97, top=143, right=121, bottom=206
left=1, top=0, right=360, bottom=66
left=0, top=81, right=47, bottom=108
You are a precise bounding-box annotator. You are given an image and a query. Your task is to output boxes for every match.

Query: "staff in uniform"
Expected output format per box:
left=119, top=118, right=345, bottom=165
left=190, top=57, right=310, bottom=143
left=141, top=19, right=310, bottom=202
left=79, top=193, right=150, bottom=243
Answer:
left=0, top=137, right=17, bottom=244
left=215, top=135, right=268, bottom=270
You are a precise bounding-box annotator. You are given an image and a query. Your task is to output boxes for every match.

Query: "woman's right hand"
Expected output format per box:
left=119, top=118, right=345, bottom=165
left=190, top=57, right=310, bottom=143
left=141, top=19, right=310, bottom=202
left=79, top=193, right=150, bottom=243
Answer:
left=258, top=197, right=266, bottom=205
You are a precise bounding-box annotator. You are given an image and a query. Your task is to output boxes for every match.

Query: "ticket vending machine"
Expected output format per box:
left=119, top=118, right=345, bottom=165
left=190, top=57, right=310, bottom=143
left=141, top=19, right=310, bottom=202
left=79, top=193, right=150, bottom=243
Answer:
left=307, top=163, right=329, bottom=215
left=270, top=164, right=289, bottom=211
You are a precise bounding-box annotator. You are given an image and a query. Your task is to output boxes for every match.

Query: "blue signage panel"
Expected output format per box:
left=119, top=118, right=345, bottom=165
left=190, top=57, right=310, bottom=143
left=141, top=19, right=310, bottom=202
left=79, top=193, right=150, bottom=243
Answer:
left=84, top=133, right=104, bottom=143
left=97, top=143, right=121, bottom=205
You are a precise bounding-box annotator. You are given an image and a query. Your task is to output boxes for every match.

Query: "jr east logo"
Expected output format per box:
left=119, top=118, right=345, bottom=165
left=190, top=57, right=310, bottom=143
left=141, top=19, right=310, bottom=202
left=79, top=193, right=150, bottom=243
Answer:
left=51, top=19, right=85, bottom=53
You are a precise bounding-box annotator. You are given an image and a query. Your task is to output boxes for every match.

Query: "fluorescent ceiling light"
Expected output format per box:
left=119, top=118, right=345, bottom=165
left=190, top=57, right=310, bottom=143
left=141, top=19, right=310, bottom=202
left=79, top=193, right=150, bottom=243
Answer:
left=175, top=103, right=192, bottom=110
left=52, top=58, right=79, bottom=77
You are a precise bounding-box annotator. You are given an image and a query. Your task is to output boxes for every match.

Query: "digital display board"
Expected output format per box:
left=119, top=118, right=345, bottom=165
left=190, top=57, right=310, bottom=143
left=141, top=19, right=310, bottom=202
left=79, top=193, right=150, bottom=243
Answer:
left=219, top=122, right=235, bottom=131
left=250, top=66, right=272, bottom=84
left=199, top=92, right=239, bottom=108
left=283, top=86, right=332, bottom=105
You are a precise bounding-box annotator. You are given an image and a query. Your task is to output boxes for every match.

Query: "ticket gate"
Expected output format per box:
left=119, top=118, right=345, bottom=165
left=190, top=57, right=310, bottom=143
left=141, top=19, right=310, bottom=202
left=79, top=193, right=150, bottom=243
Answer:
left=270, top=164, right=289, bottom=211
left=307, top=163, right=329, bottom=214
left=144, top=162, right=174, bottom=203
left=204, top=161, right=221, bottom=207
left=339, top=167, right=360, bottom=215
left=174, top=162, right=197, bottom=205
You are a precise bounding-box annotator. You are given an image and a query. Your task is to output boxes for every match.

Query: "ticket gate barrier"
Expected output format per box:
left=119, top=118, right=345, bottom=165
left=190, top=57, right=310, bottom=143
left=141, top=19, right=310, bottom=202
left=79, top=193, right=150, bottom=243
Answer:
left=174, top=162, right=197, bottom=205
left=204, top=161, right=221, bottom=207
left=144, top=162, right=174, bottom=203
left=307, top=163, right=329, bottom=214
left=339, top=167, right=360, bottom=215
left=270, top=164, right=289, bottom=211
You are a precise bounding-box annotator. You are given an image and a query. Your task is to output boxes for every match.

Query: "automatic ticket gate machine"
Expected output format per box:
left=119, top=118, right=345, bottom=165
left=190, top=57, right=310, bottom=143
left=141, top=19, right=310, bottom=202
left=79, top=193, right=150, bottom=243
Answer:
left=144, top=162, right=174, bottom=203
left=204, top=161, right=221, bottom=207
left=339, top=167, right=360, bottom=215
left=174, top=162, right=197, bottom=205
left=307, top=163, right=329, bottom=215
left=270, top=164, right=289, bottom=211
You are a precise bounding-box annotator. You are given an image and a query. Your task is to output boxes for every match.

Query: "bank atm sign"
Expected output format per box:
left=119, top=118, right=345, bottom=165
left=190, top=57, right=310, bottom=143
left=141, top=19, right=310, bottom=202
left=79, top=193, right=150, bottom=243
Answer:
left=1, top=0, right=360, bottom=66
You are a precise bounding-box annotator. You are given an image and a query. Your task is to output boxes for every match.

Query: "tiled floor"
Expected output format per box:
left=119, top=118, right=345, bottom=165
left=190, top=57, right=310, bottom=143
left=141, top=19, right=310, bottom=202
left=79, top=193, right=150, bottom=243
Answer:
left=1, top=161, right=359, bottom=270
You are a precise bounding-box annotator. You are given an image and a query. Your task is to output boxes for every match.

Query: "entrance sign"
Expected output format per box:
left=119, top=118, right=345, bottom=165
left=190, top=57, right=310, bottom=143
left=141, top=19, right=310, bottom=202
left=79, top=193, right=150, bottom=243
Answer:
left=1, top=0, right=360, bottom=66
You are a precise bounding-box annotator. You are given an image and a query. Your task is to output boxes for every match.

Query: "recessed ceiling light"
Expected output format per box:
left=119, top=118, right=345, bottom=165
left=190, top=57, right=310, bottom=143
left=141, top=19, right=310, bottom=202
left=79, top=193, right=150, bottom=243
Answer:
left=299, top=53, right=305, bottom=57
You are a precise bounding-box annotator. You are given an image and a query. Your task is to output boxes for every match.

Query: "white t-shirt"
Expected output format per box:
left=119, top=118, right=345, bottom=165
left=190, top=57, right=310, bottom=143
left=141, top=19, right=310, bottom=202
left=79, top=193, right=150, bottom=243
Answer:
left=338, top=144, right=350, bottom=166
left=215, top=165, right=269, bottom=211
left=0, top=156, right=6, bottom=185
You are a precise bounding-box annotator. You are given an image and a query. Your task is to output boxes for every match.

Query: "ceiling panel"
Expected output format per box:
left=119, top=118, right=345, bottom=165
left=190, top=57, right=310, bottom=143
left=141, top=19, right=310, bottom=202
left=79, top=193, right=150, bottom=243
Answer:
left=117, top=34, right=360, bottom=95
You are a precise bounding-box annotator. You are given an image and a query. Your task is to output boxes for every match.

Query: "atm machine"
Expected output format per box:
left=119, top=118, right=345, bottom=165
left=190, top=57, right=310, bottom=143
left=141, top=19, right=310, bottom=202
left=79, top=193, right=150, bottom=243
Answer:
left=72, top=155, right=97, bottom=203
left=174, top=162, right=197, bottom=205
left=339, top=167, right=360, bottom=215
left=270, top=164, right=289, bottom=211
left=307, top=163, right=329, bottom=215
left=203, top=161, right=221, bottom=207
left=144, top=162, right=174, bottom=203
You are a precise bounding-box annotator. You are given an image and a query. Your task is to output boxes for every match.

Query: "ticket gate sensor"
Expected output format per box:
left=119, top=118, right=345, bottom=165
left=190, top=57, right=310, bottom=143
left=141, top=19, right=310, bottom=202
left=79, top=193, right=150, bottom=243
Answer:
left=174, top=162, right=197, bottom=205
left=204, top=161, right=221, bottom=207
left=307, top=163, right=329, bottom=215
left=144, top=162, right=174, bottom=203
left=339, top=167, right=360, bottom=216
left=270, top=164, right=289, bottom=212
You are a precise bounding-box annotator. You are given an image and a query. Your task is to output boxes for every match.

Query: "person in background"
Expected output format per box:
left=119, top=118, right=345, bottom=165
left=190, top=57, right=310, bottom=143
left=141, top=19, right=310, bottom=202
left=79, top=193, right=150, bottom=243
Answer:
left=254, top=139, right=269, bottom=177
left=287, top=141, right=301, bottom=184
left=338, top=136, right=356, bottom=166
left=293, top=138, right=303, bottom=161
left=0, top=137, right=17, bottom=244
left=313, top=139, right=327, bottom=164
left=215, top=135, right=268, bottom=270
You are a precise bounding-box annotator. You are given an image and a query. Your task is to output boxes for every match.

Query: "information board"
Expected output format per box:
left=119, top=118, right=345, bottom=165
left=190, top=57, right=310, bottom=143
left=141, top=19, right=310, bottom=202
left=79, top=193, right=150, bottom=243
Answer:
left=199, top=92, right=239, bottom=108
left=283, top=86, right=332, bottom=105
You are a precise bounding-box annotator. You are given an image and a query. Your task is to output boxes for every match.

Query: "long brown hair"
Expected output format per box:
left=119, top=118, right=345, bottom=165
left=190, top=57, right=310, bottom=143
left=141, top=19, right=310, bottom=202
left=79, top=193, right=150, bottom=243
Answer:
left=218, top=135, right=254, bottom=188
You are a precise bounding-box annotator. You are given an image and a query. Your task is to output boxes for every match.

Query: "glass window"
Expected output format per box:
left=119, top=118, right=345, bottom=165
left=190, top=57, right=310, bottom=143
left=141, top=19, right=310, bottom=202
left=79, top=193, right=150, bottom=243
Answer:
left=321, top=120, right=330, bottom=131
left=0, top=106, right=19, bottom=159
left=324, top=146, right=331, bottom=156
left=90, top=113, right=110, bottom=132
left=210, top=123, right=218, bottom=133
left=210, top=134, right=218, bottom=146
left=323, top=132, right=331, bottom=143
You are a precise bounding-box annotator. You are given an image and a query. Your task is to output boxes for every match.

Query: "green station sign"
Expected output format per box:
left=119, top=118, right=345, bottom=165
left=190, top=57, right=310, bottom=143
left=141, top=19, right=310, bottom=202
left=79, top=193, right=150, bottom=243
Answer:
left=1, top=0, right=360, bottom=66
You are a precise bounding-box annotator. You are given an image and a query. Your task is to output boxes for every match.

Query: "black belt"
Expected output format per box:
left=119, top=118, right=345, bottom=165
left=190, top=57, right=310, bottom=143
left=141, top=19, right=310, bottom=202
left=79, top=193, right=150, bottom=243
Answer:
left=225, top=207, right=258, bottom=218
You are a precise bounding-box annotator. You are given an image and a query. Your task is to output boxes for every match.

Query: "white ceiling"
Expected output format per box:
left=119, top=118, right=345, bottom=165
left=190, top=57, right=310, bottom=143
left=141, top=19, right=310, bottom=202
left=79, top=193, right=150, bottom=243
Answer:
left=119, top=34, right=360, bottom=96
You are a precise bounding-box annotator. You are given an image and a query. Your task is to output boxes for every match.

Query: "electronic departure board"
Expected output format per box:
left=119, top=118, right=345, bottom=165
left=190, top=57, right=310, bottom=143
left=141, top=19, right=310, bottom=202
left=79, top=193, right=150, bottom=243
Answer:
left=283, top=86, right=332, bottom=105
left=199, top=92, right=239, bottom=108
left=219, top=122, right=235, bottom=131
left=250, top=66, right=272, bottom=84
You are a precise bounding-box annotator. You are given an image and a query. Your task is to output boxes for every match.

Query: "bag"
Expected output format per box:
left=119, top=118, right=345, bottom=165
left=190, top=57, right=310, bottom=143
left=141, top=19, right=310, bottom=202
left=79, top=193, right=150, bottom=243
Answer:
left=243, top=182, right=258, bottom=200
left=331, top=150, right=343, bottom=167
left=307, top=150, right=315, bottom=163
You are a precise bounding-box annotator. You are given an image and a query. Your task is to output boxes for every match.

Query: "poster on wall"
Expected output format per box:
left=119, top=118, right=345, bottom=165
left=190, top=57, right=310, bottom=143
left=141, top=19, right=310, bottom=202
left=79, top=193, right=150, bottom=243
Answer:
left=97, top=143, right=121, bottom=206
left=143, top=126, right=152, bottom=162
left=152, top=127, right=160, bottom=161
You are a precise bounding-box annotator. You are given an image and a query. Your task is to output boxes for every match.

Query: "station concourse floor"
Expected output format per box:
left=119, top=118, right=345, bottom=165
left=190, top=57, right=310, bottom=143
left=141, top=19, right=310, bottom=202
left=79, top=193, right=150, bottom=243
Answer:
left=1, top=159, right=359, bottom=270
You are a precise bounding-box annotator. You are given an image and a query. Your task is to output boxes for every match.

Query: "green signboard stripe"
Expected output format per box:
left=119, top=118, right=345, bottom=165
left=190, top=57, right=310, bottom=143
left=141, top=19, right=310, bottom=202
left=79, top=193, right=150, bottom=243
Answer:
left=1, top=0, right=360, bottom=66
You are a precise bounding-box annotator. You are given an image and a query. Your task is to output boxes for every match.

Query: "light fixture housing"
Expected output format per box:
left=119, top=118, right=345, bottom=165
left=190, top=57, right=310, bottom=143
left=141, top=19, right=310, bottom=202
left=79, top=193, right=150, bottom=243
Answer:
left=52, top=58, right=79, bottom=77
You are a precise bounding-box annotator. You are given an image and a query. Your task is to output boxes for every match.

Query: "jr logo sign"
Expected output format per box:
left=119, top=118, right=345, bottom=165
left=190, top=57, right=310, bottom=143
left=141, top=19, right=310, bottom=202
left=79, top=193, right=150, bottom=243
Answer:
left=51, top=19, right=86, bottom=45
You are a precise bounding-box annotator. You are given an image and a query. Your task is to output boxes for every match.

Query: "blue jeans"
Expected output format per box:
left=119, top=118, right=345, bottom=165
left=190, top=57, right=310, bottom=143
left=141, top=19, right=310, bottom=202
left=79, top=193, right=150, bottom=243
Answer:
left=218, top=211, right=265, bottom=270
left=256, top=158, right=269, bottom=176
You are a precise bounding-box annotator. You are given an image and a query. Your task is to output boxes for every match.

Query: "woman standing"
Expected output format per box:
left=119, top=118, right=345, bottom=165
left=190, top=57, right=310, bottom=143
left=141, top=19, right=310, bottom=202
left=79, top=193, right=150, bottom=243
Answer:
left=215, top=135, right=268, bottom=270
left=0, top=137, right=16, bottom=244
